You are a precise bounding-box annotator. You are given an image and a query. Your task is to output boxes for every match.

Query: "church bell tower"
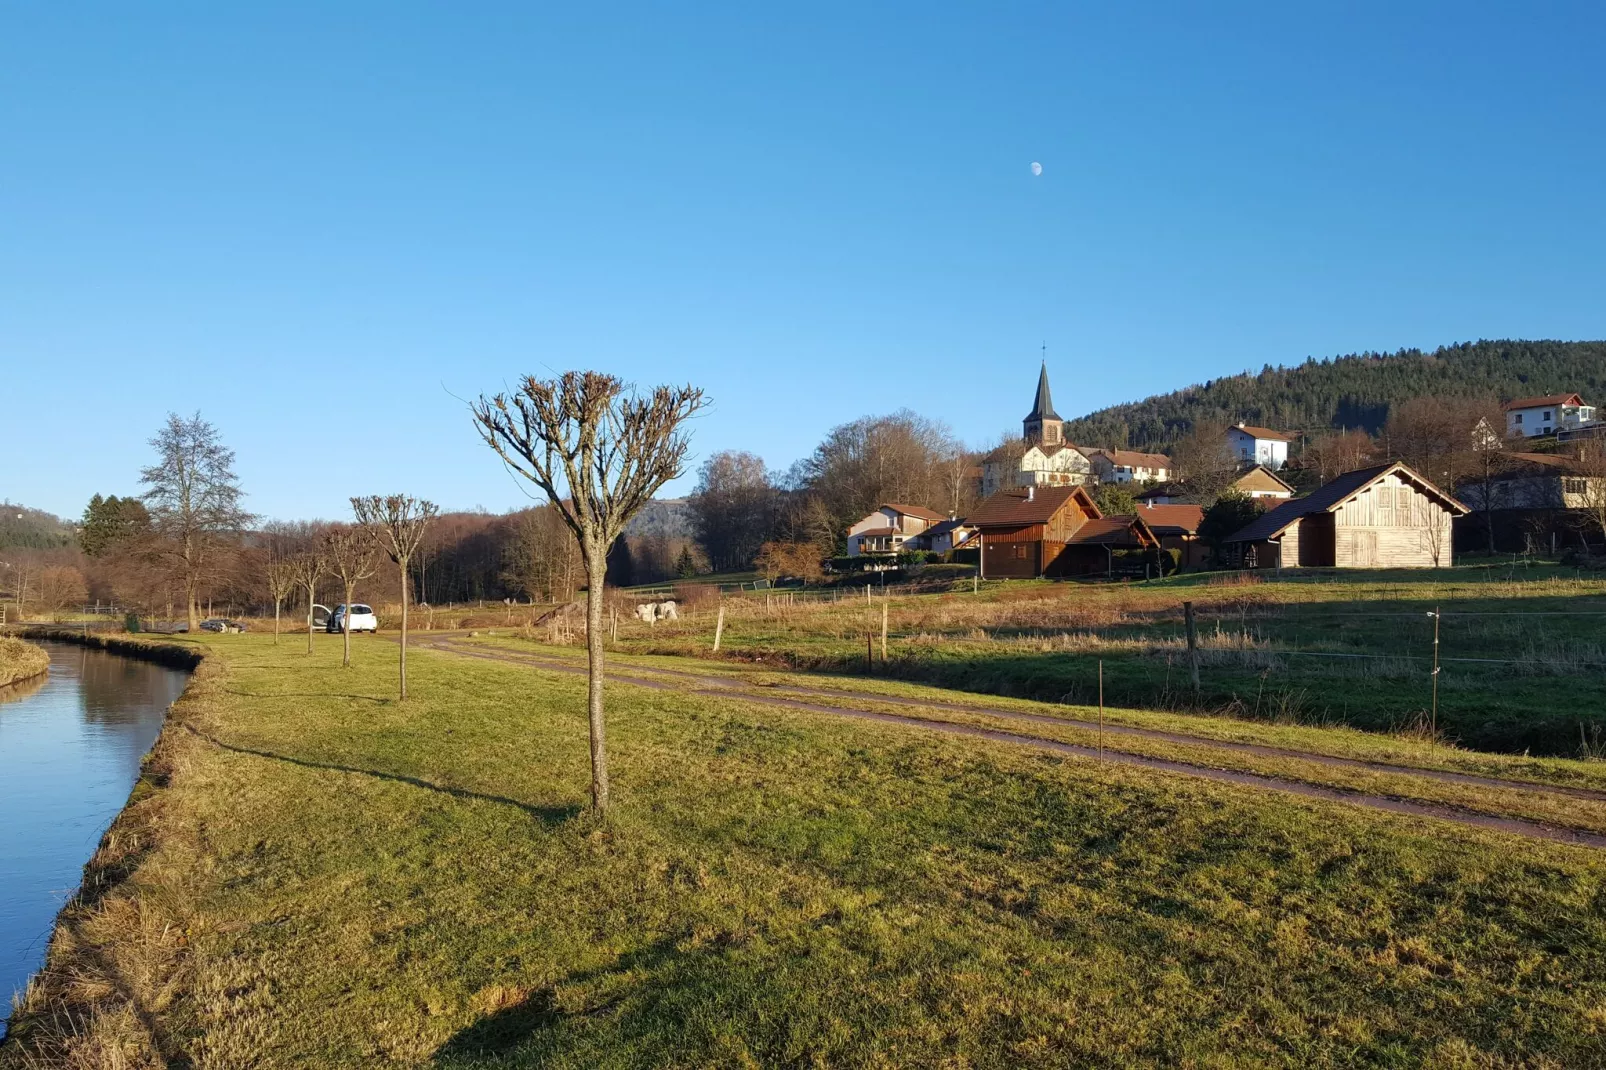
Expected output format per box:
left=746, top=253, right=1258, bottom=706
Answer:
left=1023, top=362, right=1063, bottom=447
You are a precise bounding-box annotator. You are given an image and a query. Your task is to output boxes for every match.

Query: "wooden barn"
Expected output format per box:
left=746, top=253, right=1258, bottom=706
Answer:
left=971, top=486, right=1160, bottom=578
left=1224, top=462, right=1467, bottom=569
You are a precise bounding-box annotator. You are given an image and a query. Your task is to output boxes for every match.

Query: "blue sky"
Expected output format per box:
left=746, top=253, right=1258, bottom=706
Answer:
left=5, top=3, right=1603, bottom=521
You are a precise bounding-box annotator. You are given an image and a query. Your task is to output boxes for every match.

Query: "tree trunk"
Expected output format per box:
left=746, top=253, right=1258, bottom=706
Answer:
left=398, top=557, right=410, bottom=699
left=585, top=550, right=610, bottom=813
left=342, top=583, right=354, bottom=667
left=306, top=585, right=317, bottom=655
left=273, top=599, right=281, bottom=644
left=187, top=580, right=199, bottom=634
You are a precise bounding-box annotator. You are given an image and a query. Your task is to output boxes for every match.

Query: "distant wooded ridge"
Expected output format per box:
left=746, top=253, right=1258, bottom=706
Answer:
left=1061, top=339, right=1606, bottom=452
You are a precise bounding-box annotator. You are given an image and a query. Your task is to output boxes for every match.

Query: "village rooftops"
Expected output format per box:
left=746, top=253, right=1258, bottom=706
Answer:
left=968, top=485, right=1098, bottom=527
left=1085, top=448, right=1171, bottom=469
left=1232, top=423, right=1292, bottom=442
left=1226, top=462, right=1467, bottom=544
left=1062, top=514, right=1159, bottom=547
left=1136, top=503, right=1204, bottom=536
left=1503, top=394, right=1585, bottom=411
left=879, top=503, right=948, bottom=522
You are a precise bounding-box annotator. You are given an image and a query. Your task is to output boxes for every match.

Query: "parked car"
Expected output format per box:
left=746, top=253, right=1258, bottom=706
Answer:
left=311, top=603, right=331, bottom=630
left=199, top=618, right=247, bottom=633
left=327, top=603, right=379, bottom=634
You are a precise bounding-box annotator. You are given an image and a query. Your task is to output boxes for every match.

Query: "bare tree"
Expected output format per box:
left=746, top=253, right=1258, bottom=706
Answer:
left=324, top=525, right=378, bottom=669
left=473, top=371, right=706, bottom=813
left=1576, top=439, right=1606, bottom=552
left=265, top=554, right=296, bottom=644
left=1302, top=429, right=1376, bottom=484
left=289, top=540, right=328, bottom=656
left=352, top=495, right=438, bottom=699
left=140, top=413, right=252, bottom=633
left=688, top=451, right=776, bottom=572
left=1169, top=422, right=1240, bottom=504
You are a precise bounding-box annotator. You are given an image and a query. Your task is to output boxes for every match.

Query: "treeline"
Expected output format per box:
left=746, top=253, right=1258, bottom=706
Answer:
left=1062, top=340, right=1606, bottom=451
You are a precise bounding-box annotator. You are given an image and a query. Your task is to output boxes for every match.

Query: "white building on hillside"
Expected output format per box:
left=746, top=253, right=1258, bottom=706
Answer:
left=1227, top=423, right=1290, bottom=470
left=980, top=364, right=1094, bottom=496
left=1503, top=394, right=1596, bottom=438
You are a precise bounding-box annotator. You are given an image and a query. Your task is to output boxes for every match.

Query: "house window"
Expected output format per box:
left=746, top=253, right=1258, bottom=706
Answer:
left=1564, top=478, right=1588, bottom=494
left=1013, top=545, right=1026, bottom=560
left=1544, top=410, right=1553, bottom=421
left=1514, top=414, right=1524, bottom=425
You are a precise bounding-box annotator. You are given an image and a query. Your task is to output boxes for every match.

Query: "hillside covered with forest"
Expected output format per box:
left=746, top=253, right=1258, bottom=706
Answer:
left=1062, top=339, right=1606, bottom=451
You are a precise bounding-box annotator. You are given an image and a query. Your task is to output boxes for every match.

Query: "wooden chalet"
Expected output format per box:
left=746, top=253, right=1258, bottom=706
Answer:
left=970, top=486, right=1160, bottom=578
left=1137, top=502, right=1207, bottom=569
left=1225, top=462, right=1467, bottom=569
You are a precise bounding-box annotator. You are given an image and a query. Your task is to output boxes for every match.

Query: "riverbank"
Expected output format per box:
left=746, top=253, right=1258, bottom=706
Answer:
left=5, top=633, right=1606, bottom=1066
left=0, top=637, right=49, bottom=688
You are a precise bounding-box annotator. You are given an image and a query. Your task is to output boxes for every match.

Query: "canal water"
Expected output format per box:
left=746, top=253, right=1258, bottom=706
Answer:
left=0, top=640, right=189, bottom=1029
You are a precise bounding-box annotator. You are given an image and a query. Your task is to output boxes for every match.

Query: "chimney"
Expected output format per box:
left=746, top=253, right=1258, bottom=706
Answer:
left=1026, top=485, right=1034, bottom=501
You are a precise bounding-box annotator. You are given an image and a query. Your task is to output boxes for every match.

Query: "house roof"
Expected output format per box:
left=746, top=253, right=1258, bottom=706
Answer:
left=1226, top=462, right=1469, bottom=543
left=922, top=517, right=972, bottom=538
left=968, top=485, right=1100, bottom=528
left=851, top=527, right=902, bottom=539
left=1503, top=393, right=1584, bottom=411
left=1138, top=503, right=1204, bottom=535
left=1232, top=465, right=1296, bottom=494
left=1092, top=449, right=1170, bottom=469
left=1231, top=424, right=1292, bottom=442
left=881, top=503, right=948, bottom=522
left=1025, top=362, right=1061, bottom=422
left=1135, top=482, right=1187, bottom=500
left=1064, top=514, right=1160, bottom=548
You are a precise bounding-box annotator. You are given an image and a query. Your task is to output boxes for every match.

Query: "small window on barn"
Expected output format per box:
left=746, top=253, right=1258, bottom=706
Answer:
left=1014, top=545, right=1026, bottom=559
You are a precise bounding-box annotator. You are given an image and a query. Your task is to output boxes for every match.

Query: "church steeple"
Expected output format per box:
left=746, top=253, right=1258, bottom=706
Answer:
left=1023, top=361, right=1064, bottom=447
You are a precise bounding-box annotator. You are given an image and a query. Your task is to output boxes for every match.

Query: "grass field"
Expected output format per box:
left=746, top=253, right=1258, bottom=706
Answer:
left=7, top=631, right=1606, bottom=1067
left=594, top=565, right=1606, bottom=756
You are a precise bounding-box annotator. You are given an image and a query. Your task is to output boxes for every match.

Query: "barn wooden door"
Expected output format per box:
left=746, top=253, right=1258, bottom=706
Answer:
left=1353, top=530, right=1378, bottom=567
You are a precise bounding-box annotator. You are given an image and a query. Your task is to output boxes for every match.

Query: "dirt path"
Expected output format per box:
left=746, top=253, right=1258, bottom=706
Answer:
left=419, top=639, right=1606, bottom=849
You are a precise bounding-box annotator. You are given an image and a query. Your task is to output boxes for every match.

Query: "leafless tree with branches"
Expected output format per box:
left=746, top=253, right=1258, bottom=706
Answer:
left=324, top=525, right=378, bottom=668
left=473, top=371, right=706, bottom=813
left=265, top=553, right=296, bottom=644
left=352, top=494, right=438, bottom=699
left=288, top=538, right=328, bottom=655
left=139, top=413, right=252, bottom=633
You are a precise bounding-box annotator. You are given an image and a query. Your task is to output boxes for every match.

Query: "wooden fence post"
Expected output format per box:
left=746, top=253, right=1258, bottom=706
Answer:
left=1184, top=600, right=1201, bottom=694
left=881, top=601, right=889, bottom=661
left=610, top=607, right=617, bottom=646
left=1098, top=658, right=1104, bottom=762
left=712, top=606, right=725, bottom=652
left=866, top=632, right=873, bottom=674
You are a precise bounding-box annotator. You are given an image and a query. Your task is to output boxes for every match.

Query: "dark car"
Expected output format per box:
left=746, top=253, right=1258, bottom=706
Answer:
left=199, top=618, right=247, bottom=634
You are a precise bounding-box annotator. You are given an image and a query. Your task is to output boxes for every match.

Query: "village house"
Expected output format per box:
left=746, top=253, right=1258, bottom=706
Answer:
left=1134, top=465, right=1294, bottom=506
left=1225, top=462, right=1467, bottom=569
left=907, top=516, right=976, bottom=555
left=969, top=485, right=1160, bottom=578
left=1085, top=448, right=1171, bottom=485
left=1227, top=423, right=1291, bottom=470
left=1137, top=501, right=1207, bottom=569
left=1455, top=452, right=1606, bottom=553
left=1503, top=394, right=1596, bottom=439
left=980, top=364, right=1093, bottom=496
left=845, top=503, right=948, bottom=556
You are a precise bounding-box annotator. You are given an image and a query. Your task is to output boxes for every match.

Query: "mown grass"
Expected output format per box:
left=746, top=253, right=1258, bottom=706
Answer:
left=7, top=632, right=1606, bottom=1067
left=600, top=566, right=1606, bottom=755
left=0, top=636, right=50, bottom=687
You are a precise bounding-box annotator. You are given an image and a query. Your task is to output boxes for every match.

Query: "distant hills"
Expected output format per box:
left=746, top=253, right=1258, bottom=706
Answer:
left=0, top=502, right=75, bottom=551
left=1061, top=339, right=1606, bottom=452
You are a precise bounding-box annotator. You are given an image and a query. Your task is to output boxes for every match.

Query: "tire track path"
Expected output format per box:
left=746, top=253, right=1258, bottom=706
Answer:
left=422, top=639, right=1606, bottom=849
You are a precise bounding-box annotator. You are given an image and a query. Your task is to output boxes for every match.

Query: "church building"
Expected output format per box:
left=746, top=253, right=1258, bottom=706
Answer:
left=980, top=363, right=1093, bottom=497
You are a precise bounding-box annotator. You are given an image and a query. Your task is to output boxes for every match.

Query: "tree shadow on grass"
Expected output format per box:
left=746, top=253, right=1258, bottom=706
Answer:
left=184, top=725, right=582, bottom=827
left=223, top=688, right=393, bottom=703
left=430, top=933, right=734, bottom=1066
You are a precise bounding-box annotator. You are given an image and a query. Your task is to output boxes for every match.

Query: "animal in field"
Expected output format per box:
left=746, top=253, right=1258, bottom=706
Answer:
left=633, top=600, right=679, bottom=623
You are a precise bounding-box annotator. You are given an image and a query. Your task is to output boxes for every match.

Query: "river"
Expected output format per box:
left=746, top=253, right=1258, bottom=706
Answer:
left=0, top=640, right=190, bottom=1028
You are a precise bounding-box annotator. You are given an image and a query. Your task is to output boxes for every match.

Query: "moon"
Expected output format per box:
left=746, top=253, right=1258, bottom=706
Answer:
left=1031, top=161, right=1042, bottom=176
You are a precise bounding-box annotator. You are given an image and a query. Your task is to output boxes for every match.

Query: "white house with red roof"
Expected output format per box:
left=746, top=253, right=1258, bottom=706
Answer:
left=1503, top=393, right=1595, bottom=438
left=846, top=503, right=949, bottom=556
left=1226, top=423, right=1291, bottom=470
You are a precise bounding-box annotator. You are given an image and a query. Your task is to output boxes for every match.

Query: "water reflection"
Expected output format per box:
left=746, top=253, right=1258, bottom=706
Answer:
left=0, top=641, right=190, bottom=1032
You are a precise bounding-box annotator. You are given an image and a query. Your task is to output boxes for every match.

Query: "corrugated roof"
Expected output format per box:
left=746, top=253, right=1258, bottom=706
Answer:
left=1226, top=462, right=1468, bottom=543
left=1503, top=394, right=1583, bottom=411
left=1231, top=424, right=1292, bottom=442
left=1138, top=503, right=1204, bottom=535
left=969, top=485, right=1098, bottom=527
left=881, top=503, right=948, bottom=522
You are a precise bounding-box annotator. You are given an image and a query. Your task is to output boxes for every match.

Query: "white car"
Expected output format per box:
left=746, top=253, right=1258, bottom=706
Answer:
left=328, top=603, right=379, bottom=634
